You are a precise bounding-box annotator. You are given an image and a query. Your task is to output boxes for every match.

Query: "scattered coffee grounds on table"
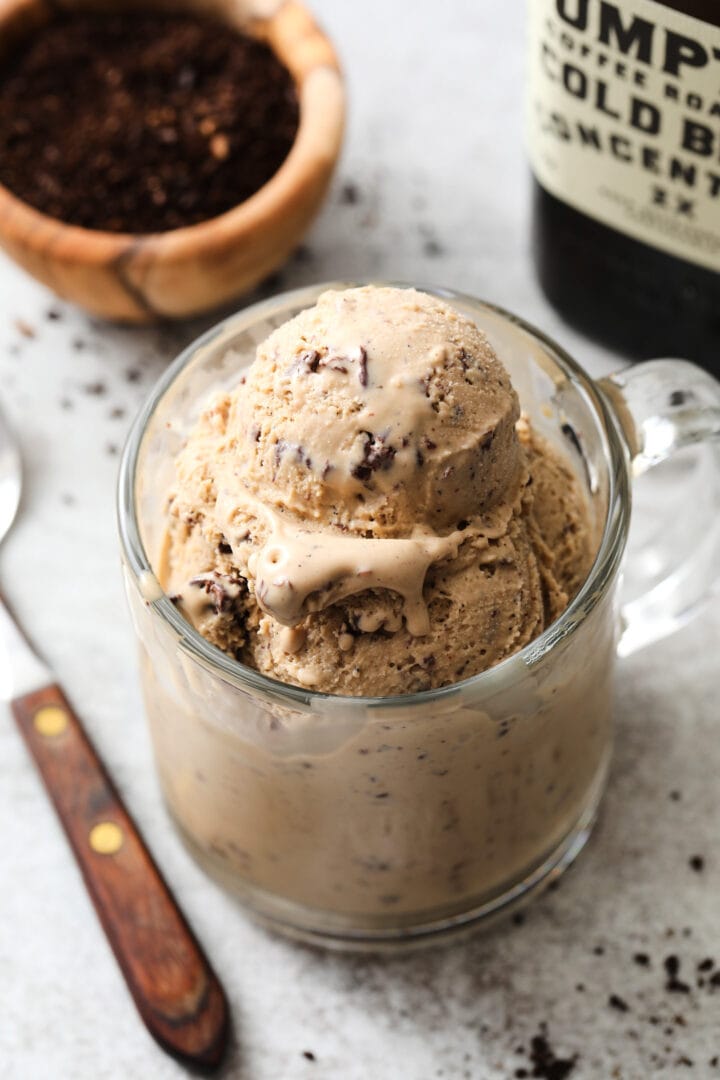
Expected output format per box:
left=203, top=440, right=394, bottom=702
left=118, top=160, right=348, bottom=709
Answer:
left=0, top=13, right=299, bottom=232
left=527, top=1026, right=577, bottom=1080
left=664, top=955, right=691, bottom=994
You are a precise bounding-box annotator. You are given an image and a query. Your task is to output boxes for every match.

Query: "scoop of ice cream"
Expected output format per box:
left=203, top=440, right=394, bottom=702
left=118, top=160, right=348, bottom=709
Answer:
left=163, top=286, right=594, bottom=695
left=231, top=286, right=522, bottom=535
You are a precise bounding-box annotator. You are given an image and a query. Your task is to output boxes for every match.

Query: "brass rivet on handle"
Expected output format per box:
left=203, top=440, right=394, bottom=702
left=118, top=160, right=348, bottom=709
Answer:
left=33, top=705, right=69, bottom=737
left=89, top=821, right=124, bottom=855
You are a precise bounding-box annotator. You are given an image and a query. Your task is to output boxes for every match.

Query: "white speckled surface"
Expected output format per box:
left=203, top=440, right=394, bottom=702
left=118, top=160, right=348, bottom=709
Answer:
left=1, top=3, right=719, bottom=1078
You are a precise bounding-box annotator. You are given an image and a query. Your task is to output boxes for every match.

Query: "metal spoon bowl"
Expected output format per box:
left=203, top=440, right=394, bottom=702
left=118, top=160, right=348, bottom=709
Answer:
left=0, top=404, right=21, bottom=544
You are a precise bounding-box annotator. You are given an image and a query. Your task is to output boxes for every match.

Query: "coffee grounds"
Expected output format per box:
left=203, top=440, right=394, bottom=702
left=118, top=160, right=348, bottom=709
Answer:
left=0, top=13, right=299, bottom=232
left=664, top=955, right=691, bottom=994
left=528, top=1029, right=577, bottom=1080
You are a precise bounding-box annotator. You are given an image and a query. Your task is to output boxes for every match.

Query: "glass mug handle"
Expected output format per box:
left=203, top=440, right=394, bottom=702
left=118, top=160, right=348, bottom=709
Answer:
left=598, top=360, right=720, bottom=658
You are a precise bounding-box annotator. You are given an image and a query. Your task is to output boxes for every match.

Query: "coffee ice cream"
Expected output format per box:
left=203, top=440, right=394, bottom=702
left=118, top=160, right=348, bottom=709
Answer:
left=163, top=286, right=592, bottom=694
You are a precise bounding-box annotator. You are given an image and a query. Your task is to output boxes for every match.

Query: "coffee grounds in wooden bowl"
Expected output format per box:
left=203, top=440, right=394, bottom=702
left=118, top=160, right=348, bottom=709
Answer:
left=0, top=12, right=300, bottom=233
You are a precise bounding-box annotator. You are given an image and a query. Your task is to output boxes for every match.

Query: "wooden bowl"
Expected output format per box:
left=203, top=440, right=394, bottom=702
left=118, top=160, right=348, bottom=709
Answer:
left=0, top=0, right=344, bottom=322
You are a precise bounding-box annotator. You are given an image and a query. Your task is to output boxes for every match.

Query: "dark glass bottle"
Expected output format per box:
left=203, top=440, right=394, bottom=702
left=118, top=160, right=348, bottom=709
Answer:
left=528, top=0, right=720, bottom=372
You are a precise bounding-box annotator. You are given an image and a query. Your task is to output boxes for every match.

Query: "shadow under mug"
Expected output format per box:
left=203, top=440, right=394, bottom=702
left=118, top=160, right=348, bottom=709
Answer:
left=118, top=283, right=720, bottom=949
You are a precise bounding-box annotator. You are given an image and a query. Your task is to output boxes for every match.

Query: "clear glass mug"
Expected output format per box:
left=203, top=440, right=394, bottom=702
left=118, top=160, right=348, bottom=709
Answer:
left=118, top=283, right=720, bottom=949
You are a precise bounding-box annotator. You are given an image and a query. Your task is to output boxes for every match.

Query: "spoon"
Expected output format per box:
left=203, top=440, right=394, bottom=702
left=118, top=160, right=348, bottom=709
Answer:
left=0, top=403, right=229, bottom=1068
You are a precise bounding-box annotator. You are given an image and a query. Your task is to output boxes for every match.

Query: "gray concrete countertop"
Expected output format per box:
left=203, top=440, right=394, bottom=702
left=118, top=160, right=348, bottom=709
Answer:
left=1, top=3, right=718, bottom=1077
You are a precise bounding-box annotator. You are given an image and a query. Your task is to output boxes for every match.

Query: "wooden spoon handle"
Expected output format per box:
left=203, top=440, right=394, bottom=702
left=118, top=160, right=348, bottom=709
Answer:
left=12, top=682, right=229, bottom=1069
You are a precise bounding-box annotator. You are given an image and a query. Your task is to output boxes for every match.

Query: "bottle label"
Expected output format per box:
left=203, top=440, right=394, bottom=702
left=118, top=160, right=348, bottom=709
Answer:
left=527, top=0, right=720, bottom=272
